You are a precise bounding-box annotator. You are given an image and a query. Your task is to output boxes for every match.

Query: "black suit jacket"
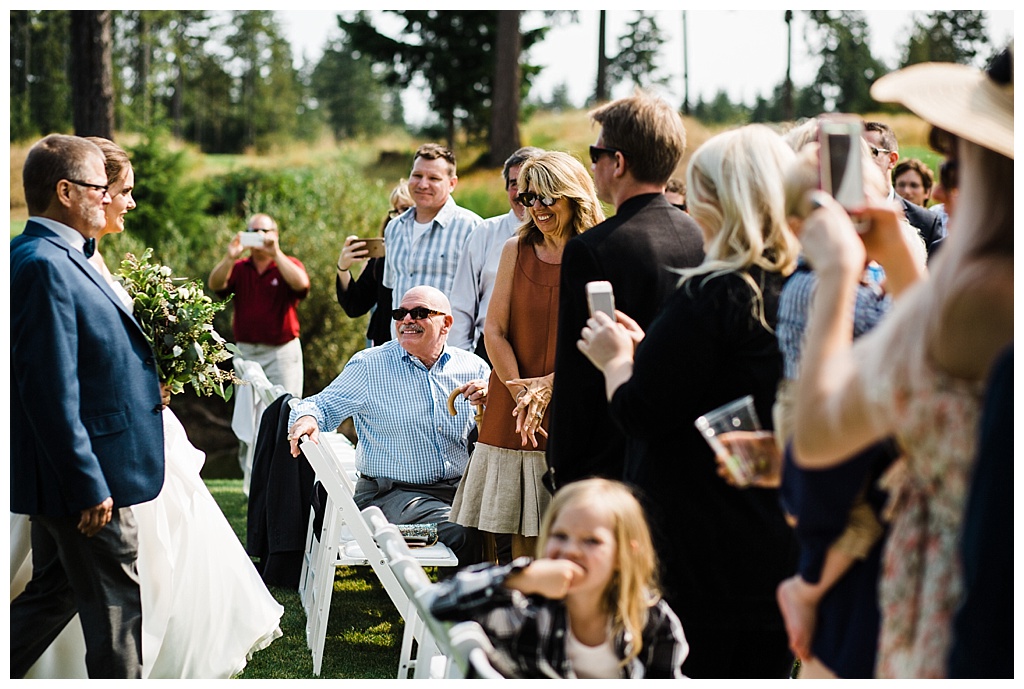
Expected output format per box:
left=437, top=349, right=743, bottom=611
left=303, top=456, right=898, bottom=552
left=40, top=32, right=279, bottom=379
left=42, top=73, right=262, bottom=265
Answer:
left=899, top=195, right=944, bottom=255
left=546, top=193, right=705, bottom=485
left=246, top=393, right=316, bottom=589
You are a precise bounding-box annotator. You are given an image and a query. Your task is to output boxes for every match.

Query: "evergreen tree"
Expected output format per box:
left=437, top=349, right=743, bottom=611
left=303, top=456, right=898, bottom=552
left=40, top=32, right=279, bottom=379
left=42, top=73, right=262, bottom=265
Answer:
left=311, top=34, right=392, bottom=139
left=607, top=11, right=670, bottom=91
left=901, top=11, right=991, bottom=67
left=338, top=10, right=547, bottom=147
left=10, top=10, right=73, bottom=141
left=804, top=10, right=885, bottom=114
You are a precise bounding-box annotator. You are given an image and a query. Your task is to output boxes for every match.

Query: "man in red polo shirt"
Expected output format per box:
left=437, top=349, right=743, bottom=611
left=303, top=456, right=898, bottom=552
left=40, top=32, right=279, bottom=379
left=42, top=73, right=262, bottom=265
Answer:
left=208, top=213, right=310, bottom=396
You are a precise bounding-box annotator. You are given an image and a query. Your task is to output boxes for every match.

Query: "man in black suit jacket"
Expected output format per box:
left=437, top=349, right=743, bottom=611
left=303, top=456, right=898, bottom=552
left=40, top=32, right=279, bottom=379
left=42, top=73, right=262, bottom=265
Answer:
left=863, top=121, right=944, bottom=253
left=546, top=92, right=705, bottom=487
left=10, top=135, right=165, bottom=678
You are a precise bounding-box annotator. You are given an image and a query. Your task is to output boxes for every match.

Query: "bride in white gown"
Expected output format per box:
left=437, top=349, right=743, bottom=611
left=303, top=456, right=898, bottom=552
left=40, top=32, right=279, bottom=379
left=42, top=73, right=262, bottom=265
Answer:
left=8, top=137, right=283, bottom=678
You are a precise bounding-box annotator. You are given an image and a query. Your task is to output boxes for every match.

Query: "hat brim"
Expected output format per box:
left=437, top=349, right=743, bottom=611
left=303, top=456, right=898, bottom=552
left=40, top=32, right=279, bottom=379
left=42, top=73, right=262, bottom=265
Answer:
left=871, top=62, right=1014, bottom=160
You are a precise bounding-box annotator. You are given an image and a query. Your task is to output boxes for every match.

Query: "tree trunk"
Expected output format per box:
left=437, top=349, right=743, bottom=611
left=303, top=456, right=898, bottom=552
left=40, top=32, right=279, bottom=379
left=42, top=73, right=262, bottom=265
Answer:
left=595, top=11, right=609, bottom=103
left=70, top=10, right=114, bottom=138
left=488, top=10, right=522, bottom=168
left=136, top=12, right=152, bottom=129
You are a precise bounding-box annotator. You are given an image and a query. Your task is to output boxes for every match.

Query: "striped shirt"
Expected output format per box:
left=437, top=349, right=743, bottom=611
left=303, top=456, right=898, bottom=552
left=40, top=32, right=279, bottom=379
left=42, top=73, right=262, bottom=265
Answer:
left=448, top=209, right=521, bottom=351
left=382, top=197, right=482, bottom=307
left=288, top=339, right=489, bottom=484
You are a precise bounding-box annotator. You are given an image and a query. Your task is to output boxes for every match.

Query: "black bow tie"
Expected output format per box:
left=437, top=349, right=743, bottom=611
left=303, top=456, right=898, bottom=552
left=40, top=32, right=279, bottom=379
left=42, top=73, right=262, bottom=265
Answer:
left=83, top=238, right=96, bottom=258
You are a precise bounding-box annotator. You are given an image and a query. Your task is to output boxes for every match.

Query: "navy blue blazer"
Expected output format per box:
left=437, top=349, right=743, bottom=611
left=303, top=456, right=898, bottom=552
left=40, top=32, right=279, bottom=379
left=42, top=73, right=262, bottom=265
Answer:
left=10, top=221, right=165, bottom=516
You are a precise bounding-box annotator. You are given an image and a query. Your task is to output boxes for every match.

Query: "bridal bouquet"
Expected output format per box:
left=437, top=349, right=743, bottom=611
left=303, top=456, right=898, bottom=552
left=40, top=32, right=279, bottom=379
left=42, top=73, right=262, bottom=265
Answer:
left=117, top=249, right=239, bottom=401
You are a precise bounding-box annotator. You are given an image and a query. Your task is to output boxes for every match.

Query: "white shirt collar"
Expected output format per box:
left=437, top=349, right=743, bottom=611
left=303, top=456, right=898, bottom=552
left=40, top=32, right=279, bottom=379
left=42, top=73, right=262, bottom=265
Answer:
left=30, top=216, right=91, bottom=254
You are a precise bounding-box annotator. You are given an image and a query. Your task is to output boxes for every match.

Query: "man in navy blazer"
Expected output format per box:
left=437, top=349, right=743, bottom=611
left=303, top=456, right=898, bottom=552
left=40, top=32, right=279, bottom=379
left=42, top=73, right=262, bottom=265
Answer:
left=863, top=121, right=945, bottom=254
left=10, top=135, right=165, bottom=678
left=546, top=93, right=705, bottom=487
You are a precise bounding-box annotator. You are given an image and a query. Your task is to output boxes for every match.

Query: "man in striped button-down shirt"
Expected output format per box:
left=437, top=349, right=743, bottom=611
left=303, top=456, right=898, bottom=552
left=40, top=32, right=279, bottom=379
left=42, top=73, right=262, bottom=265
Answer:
left=383, top=144, right=482, bottom=332
left=288, top=285, right=489, bottom=565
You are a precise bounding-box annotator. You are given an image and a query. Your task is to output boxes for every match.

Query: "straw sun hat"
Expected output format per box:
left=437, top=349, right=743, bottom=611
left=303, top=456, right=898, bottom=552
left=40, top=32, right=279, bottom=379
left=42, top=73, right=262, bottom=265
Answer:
left=870, top=42, right=1014, bottom=160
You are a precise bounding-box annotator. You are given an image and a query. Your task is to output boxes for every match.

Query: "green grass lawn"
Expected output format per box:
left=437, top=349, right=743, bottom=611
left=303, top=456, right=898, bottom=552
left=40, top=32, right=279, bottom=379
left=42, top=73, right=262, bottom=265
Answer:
left=206, top=479, right=404, bottom=679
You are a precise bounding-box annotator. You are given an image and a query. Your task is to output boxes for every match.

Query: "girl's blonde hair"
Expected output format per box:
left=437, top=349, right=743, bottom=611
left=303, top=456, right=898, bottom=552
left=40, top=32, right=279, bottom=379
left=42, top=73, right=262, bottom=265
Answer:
left=537, top=478, right=659, bottom=667
left=516, top=151, right=605, bottom=245
left=680, top=124, right=801, bottom=328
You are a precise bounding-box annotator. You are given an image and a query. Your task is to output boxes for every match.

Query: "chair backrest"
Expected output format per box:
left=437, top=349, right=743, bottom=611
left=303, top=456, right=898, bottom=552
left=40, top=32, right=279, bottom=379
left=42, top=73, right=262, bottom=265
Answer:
left=447, top=621, right=506, bottom=679
left=299, top=436, right=410, bottom=612
left=235, top=358, right=285, bottom=407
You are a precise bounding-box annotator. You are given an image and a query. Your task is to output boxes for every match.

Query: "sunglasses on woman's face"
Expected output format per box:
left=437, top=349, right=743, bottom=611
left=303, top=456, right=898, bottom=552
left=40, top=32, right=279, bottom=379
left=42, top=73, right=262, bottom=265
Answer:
left=391, top=306, right=446, bottom=321
left=516, top=192, right=558, bottom=208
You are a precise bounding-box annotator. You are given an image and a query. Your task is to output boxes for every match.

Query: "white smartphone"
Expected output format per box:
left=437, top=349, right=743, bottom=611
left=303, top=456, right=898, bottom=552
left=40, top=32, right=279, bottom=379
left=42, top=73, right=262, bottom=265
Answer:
left=818, top=116, right=865, bottom=213
left=240, top=232, right=265, bottom=248
left=586, top=281, right=616, bottom=320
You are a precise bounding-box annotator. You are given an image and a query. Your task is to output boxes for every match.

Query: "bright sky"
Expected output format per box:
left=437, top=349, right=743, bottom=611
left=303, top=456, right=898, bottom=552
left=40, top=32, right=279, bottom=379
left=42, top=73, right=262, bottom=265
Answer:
left=277, top=8, right=1015, bottom=124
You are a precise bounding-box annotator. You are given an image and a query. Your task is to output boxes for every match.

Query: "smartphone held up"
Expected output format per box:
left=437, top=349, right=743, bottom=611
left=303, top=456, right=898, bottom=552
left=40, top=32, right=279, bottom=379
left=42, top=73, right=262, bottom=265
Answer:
left=586, top=281, right=616, bottom=321
left=818, top=116, right=866, bottom=214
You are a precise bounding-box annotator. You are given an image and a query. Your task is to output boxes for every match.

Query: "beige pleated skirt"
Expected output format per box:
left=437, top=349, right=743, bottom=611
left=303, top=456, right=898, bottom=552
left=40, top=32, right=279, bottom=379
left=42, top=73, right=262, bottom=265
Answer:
left=450, top=443, right=551, bottom=537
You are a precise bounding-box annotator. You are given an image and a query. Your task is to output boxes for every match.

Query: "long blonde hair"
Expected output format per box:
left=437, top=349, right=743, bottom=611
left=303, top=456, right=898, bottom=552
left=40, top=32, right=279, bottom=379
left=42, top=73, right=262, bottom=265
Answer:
left=516, top=151, right=604, bottom=245
left=680, top=125, right=800, bottom=328
left=537, top=479, right=659, bottom=667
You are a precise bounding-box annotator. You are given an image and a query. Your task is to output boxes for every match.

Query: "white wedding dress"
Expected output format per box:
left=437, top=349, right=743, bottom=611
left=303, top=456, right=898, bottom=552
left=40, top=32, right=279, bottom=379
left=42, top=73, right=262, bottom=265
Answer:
left=9, top=262, right=283, bottom=678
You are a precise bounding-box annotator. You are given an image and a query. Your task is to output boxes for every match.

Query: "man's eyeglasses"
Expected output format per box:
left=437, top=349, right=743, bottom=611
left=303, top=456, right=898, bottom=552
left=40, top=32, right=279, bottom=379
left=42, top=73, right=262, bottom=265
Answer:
left=589, top=145, right=626, bottom=165
left=391, top=306, right=446, bottom=321
left=245, top=227, right=273, bottom=232
left=516, top=192, right=558, bottom=208
left=869, top=146, right=893, bottom=158
left=66, top=179, right=110, bottom=196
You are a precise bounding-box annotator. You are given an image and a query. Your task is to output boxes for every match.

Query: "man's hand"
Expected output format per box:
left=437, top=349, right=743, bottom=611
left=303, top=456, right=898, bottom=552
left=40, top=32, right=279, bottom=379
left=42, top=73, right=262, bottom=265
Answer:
left=288, top=415, right=320, bottom=457
left=78, top=497, right=113, bottom=537
left=458, top=379, right=488, bottom=407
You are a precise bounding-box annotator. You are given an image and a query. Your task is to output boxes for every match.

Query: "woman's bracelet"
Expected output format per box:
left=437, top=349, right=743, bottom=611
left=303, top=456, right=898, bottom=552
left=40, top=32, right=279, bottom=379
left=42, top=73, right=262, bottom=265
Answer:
left=336, top=263, right=348, bottom=272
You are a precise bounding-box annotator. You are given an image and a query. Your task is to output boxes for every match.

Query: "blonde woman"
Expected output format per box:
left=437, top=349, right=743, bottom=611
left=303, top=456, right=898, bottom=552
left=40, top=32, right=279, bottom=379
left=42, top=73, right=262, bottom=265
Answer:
left=578, top=124, right=801, bottom=678
left=433, top=478, right=687, bottom=678
left=451, top=152, right=604, bottom=562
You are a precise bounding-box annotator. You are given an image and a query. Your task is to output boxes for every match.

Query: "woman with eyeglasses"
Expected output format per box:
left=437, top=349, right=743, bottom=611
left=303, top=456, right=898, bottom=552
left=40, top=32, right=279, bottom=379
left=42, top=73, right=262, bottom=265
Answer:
left=578, top=125, right=802, bottom=678
left=336, top=179, right=414, bottom=347
left=451, top=151, right=604, bottom=563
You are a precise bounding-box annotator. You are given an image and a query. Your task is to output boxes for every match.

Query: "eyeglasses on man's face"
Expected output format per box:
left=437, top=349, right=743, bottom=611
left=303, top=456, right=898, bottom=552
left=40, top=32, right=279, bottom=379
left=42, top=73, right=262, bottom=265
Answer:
left=869, top=146, right=892, bottom=159
left=245, top=227, right=273, bottom=232
left=66, top=179, right=110, bottom=196
left=516, top=192, right=558, bottom=208
left=589, top=145, right=626, bottom=165
left=391, top=306, right=446, bottom=321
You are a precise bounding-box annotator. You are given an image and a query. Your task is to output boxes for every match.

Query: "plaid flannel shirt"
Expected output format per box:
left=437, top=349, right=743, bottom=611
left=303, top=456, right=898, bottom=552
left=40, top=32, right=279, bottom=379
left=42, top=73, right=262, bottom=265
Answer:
left=427, top=558, right=689, bottom=678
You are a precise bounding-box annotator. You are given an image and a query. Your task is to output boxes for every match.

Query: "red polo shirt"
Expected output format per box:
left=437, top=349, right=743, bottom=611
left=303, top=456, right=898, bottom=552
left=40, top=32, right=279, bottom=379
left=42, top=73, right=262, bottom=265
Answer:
left=220, top=256, right=308, bottom=345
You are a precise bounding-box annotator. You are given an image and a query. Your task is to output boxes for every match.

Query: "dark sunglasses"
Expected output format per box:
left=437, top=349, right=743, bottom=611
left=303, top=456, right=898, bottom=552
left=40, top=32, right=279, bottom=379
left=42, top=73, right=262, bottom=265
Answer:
left=245, top=227, right=273, bottom=232
left=391, top=306, right=446, bottom=321
left=516, top=192, right=558, bottom=208
left=869, top=146, right=892, bottom=159
left=589, top=145, right=625, bottom=164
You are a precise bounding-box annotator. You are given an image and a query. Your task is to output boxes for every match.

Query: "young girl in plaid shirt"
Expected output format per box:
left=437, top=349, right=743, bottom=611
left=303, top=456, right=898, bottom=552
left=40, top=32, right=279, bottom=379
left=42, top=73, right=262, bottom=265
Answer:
left=429, top=479, right=688, bottom=678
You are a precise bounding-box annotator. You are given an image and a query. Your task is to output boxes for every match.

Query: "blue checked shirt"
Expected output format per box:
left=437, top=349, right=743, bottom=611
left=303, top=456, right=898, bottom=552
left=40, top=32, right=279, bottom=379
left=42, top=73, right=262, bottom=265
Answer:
left=382, top=197, right=482, bottom=308
left=288, top=339, right=490, bottom=484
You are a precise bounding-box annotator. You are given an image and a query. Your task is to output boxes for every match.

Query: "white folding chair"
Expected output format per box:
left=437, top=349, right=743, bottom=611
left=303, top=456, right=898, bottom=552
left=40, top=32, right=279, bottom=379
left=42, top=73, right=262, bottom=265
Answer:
left=447, top=621, right=506, bottom=679
left=297, top=433, right=357, bottom=610
left=298, top=436, right=458, bottom=676
left=366, top=508, right=506, bottom=680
